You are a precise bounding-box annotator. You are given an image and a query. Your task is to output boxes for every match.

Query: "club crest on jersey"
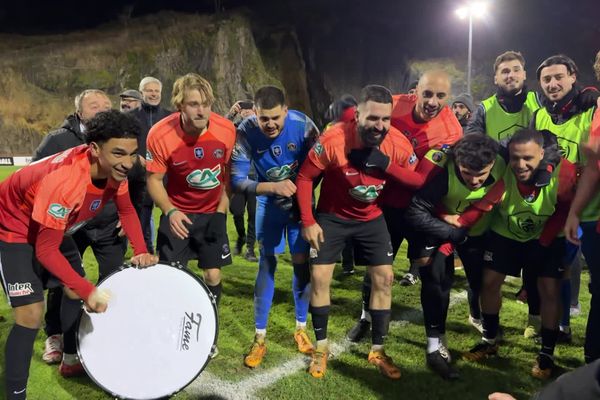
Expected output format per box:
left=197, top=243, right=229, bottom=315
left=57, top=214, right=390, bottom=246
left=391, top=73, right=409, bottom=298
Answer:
left=348, top=184, right=384, bottom=203
left=194, top=147, right=204, bottom=159
left=272, top=145, right=282, bottom=157
left=186, top=165, right=221, bottom=190
left=313, top=142, right=324, bottom=156
left=90, top=199, right=102, bottom=212
left=266, top=161, right=299, bottom=181
left=408, top=153, right=418, bottom=165
left=287, top=142, right=297, bottom=152
left=213, top=148, right=224, bottom=159
left=48, top=203, right=71, bottom=219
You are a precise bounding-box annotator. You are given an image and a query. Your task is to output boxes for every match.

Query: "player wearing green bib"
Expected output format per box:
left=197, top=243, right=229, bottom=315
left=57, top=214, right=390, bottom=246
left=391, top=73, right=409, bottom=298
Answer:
left=463, top=129, right=577, bottom=380
left=404, top=134, right=503, bottom=379
left=533, top=54, right=600, bottom=364
left=466, top=51, right=541, bottom=141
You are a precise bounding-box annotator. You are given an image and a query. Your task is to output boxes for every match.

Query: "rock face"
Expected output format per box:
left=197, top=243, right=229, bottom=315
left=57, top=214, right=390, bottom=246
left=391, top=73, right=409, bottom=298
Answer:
left=0, top=11, right=307, bottom=156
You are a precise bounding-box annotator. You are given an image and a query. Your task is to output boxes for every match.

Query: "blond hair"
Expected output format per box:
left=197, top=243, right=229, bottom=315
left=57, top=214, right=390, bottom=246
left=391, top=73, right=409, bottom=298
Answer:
left=171, top=73, right=215, bottom=110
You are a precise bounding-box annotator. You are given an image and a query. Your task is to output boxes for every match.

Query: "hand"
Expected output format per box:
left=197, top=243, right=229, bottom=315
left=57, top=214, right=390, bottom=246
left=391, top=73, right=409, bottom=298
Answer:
left=488, top=393, right=516, bottom=400
left=116, top=220, right=125, bottom=237
left=205, top=212, right=227, bottom=243
left=441, top=214, right=462, bottom=227
left=581, top=140, right=600, bottom=162
left=348, top=147, right=390, bottom=171
left=85, top=288, right=111, bottom=313
left=270, top=179, right=297, bottom=197
left=130, top=253, right=159, bottom=268
left=302, top=223, right=324, bottom=251
left=169, top=210, right=192, bottom=240
left=240, top=109, right=255, bottom=119
left=227, top=101, right=242, bottom=118
left=564, top=212, right=582, bottom=245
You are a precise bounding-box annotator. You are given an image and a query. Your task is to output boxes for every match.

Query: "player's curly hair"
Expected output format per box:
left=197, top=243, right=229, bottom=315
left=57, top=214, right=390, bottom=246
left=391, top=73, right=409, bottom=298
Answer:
left=85, top=109, right=141, bottom=144
left=453, top=134, right=499, bottom=171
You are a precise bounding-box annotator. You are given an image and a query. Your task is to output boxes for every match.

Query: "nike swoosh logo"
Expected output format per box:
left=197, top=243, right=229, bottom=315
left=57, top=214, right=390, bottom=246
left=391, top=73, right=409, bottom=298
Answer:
left=387, top=252, right=393, bottom=256
left=345, top=171, right=359, bottom=176
left=425, top=246, right=436, bottom=250
left=365, top=163, right=377, bottom=168
left=173, top=160, right=187, bottom=166
left=257, top=149, right=269, bottom=154
left=14, top=389, right=26, bottom=394
left=221, top=253, right=231, bottom=259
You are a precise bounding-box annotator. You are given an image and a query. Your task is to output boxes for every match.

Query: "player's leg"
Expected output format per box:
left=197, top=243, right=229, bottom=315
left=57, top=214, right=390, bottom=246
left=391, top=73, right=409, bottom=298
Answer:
left=288, top=221, right=312, bottom=354
left=307, top=213, right=348, bottom=378
left=0, top=241, right=45, bottom=400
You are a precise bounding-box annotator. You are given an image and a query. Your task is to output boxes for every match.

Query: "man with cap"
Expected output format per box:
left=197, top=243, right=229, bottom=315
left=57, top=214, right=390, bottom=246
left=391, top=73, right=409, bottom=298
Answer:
left=119, top=89, right=142, bottom=112
left=452, top=93, right=475, bottom=132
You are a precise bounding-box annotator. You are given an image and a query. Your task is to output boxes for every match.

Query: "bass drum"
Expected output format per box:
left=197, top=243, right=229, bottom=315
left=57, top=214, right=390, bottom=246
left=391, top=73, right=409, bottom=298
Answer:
left=77, top=263, right=218, bottom=399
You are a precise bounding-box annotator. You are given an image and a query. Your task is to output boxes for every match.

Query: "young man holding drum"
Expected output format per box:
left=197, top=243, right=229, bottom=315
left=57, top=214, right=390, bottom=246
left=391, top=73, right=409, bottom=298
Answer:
left=0, top=110, right=157, bottom=400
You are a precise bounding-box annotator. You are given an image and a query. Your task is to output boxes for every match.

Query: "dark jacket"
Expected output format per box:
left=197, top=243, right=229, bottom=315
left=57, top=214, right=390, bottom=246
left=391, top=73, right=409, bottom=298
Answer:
left=32, top=114, right=119, bottom=228
left=532, top=359, right=600, bottom=399
left=128, top=102, right=171, bottom=158
left=32, top=114, right=85, bottom=161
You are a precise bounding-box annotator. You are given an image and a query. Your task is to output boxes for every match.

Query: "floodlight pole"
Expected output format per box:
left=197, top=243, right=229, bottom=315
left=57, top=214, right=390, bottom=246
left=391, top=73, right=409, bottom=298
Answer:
left=467, top=12, right=473, bottom=95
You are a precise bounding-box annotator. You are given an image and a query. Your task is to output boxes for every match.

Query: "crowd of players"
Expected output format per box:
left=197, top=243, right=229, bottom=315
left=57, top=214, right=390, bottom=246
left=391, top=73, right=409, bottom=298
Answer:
left=2, top=49, right=600, bottom=399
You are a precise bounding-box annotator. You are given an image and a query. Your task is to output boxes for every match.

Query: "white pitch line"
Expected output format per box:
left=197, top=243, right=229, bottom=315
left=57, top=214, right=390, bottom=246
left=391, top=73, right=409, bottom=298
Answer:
left=185, top=290, right=468, bottom=399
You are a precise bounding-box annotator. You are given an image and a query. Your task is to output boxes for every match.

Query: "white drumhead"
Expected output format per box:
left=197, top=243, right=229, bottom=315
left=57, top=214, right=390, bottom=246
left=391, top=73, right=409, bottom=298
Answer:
left=78, top=263, right=217, bottom=399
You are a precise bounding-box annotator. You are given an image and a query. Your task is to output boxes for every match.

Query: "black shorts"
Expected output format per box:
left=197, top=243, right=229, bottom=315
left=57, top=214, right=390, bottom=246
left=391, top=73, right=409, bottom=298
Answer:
left=483, top=231, right=564, bottom=279
left=405, top=231, right=442, bottom=260
left=0, top=237, right=84, bottom=307
left=310, top=213, right=393, bottom=266
left=157, top=212, right=232, bottom=269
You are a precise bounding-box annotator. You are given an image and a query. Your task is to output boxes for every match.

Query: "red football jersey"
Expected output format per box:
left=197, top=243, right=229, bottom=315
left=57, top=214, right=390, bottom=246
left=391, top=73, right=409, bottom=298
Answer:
left=381, top=94, right=463, bottom=208
left=307, top=120, right=416, bottom=222
left=0, top=145, right=128, bottom=244
left=146, top=112, right=236, bottom=213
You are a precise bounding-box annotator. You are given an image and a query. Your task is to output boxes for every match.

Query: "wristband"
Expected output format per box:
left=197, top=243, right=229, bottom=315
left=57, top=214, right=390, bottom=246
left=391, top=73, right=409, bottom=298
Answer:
left=166, top=208, right=178, bottom=217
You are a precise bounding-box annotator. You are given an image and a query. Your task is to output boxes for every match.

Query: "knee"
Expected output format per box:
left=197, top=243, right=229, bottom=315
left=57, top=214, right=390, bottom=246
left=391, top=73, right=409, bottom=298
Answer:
left=14, top=302, right=44, bottom=329
left=371, top=268, right=394, bottom=294
left=203, top=269, right=221, bottom=286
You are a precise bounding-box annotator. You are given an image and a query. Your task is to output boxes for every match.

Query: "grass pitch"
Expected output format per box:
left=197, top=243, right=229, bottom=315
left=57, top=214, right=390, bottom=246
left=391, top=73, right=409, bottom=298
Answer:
left=0, top=166, right=592, bottom=399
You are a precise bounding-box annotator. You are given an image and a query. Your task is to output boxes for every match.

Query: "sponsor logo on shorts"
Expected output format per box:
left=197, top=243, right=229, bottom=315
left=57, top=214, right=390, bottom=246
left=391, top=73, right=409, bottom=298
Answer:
left=386, top=251, right=394, bottom=257
left=287, top=142, right=297, bottom=152
left=186, top=165, right=221, bottom=190
left=309, top=247, right=318, bottom=259
left=213, top=149, right=224, bottom=159
left=348, top=184, right=384, bottom=203
left=272, top=145, right=282, bottom=157
left=425, top=246, right=436, bottom=250
left=266, top=161, right=299, bottom=181
left=8, top=282, right=34, bottom=297
left=313, top=142, right=324, bottom=156
left=90, top=199, right=102, bottom=212
left=221, top=244, right=231, bottom=259
left=483, top=250, right=493, bottom=262
left=179, top=311, right=202, bottom=351
left=146, top=150, right=153, bottom=161
left=47, top=203, right=71, bottom=219
left=194, top=147, right=204, bottom=159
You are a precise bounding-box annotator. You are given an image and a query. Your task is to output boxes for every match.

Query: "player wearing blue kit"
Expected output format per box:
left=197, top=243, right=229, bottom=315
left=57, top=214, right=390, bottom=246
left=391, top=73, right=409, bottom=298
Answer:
left=231, top=86, right=319, bottom=368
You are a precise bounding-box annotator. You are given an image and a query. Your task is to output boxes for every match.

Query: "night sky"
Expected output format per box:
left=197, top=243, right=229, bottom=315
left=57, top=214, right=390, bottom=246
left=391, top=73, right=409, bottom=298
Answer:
left=1, top=0, right=599, bottom=82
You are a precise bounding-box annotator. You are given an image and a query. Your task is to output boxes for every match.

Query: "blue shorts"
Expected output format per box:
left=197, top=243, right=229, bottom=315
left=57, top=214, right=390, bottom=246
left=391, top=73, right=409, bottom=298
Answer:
left=255, top=195, right=309, bottom=255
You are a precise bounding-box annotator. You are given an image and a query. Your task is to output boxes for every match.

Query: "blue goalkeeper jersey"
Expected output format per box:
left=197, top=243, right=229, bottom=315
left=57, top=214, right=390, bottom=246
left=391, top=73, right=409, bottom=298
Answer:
left=231, top=109, right=319, bottom=193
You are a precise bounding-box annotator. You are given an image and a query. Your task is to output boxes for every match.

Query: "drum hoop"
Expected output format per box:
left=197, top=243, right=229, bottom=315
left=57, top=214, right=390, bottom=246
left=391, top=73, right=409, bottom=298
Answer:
left=76, top=262, right=219, bottom=400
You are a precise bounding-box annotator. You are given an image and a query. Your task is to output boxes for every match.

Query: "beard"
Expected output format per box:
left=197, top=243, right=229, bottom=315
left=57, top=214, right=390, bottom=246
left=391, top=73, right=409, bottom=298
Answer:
left=358, top=124, right=388, bottom=147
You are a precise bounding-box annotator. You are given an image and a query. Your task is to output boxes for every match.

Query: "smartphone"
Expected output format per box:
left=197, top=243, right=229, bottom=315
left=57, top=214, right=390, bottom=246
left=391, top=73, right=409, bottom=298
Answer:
left=239, top=101, right=254, bottom=110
